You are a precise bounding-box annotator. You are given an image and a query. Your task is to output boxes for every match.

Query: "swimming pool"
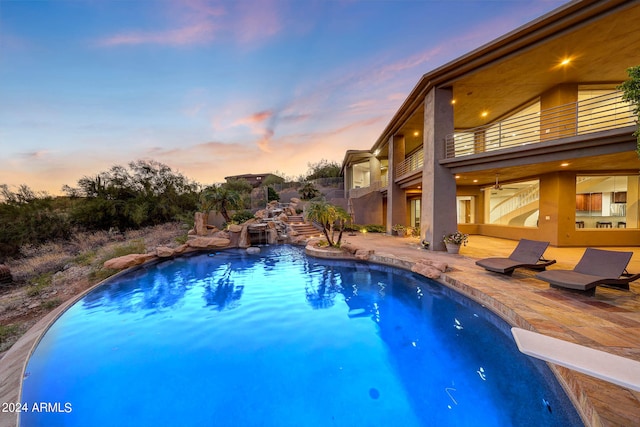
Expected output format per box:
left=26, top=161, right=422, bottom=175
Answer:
left=20, top=245, right=581, bottom=426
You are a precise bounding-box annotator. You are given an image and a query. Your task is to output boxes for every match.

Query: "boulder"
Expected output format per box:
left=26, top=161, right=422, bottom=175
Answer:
left=227, top=224, right=243, bottom=233
left=156, top=246, right=175, bottom=258
left=239, top=226, right=251, bottom=248
left=246, top=247, right=261, bottom=254
left=411, top=259, right=447, bottom=279
left=355, top=249, right=373, bottom=260
left=212, top=230, right=230, bottom=239
left=187, top=237, right=231, bottom=249
left=194, top=212, right=209, bottom=236
left=414, top=259, right=448, bottom=272
left=290, top=197, right=300, bottom=204
left=173, top=244, right=189, bottom=254
left=341, top=243, right=358, bottom=254
left=104, top=253, right=156, bottom=270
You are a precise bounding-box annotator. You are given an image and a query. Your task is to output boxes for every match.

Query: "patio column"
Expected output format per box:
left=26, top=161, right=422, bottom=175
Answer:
left=421, top=87, right=457, bottom=251
left=370, top=156, right=381, bottom=185
left=386, top=135, right=407, bottom=234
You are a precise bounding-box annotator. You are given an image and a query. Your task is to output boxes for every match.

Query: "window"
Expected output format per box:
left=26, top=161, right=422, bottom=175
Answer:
left=576, top=175, right=639, bottom=229
left=456, top=196, right=475, bottom=224
left=485, top=179, right=539, bottom=227
left=410, top=199, right=421, bottom=228
left=350, top=162, right=371, bottom=189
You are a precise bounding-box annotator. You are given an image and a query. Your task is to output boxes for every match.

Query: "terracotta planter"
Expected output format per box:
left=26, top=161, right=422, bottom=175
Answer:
left=445, top=243, right=460, bottom=254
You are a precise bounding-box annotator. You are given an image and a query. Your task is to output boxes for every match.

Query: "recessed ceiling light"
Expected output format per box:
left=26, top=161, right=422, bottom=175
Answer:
left=561, top=162, right=569, bottom=167
left=413, top=131, right=419, bottom=136
left=481, top=111, right=488, bottom=118
left=473, top=179, right=478, bottom=183
left=451, top=99, right=456, bottom=105
left=560, top=58, right=571, bottom=66
left=455, top=175, right=461, bottom=179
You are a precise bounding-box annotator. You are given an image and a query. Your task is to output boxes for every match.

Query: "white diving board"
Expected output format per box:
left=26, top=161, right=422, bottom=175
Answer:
left=511, top=327, right=640, bottom=392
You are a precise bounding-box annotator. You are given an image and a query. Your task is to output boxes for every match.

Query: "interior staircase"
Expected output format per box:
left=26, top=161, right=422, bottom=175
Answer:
left=286, top=215, right=322, bottom=238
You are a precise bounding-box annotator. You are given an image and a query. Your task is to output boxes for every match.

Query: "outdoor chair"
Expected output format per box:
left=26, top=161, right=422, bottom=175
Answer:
left=475, top=239, right=556, bottom=276
left=535, top=248, right=640, bottom=296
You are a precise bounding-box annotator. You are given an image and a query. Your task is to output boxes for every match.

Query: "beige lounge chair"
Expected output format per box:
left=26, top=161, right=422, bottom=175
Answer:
left=475, top=239, right=556, bottom=276
left=535, top=248, right=640, bottom=296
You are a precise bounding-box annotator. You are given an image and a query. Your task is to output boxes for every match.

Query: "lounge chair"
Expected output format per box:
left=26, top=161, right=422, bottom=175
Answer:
left=535, top=248, right=640, bottom=296
left=475, top=239, right=556, bottom=276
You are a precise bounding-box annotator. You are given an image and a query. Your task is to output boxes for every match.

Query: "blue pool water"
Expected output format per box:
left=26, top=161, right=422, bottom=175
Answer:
left=20, top=246, right=581, bottom=427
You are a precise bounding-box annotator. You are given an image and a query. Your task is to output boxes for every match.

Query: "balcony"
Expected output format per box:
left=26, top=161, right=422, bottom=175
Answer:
left=395, top=149, right=424, bottom=179
left=445, top=91, right=635, bottom=159
left=347, top=172, right=388, bottom=199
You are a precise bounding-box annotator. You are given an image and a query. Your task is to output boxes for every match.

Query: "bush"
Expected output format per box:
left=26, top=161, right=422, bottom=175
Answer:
left=346, top=224, right=386, bottom=233
left=231, top=210, right=255, bottom=224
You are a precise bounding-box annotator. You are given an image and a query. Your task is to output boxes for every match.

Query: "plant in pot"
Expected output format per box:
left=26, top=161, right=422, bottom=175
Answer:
left=443, top=231, right=468, bottom=254
left=392, top=224, right=407, bottom=237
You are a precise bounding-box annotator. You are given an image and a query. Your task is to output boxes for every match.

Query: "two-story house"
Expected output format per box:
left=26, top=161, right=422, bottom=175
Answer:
left=342, top=0, right=640, bottom=250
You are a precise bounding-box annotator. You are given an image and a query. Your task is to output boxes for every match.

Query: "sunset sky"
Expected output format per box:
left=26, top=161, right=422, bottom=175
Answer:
left=0, top=0, right=567, bottom=194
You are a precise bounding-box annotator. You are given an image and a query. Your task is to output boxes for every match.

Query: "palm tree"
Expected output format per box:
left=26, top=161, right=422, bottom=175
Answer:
left=200, top=184, right=242, bottom=223
left=306, top=201, right=350, bottom=247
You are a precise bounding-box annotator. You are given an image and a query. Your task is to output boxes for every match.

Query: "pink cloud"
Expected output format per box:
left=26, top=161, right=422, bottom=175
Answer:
left=99, top=21, right=217, bottom=47
left=234, top=110, right=274, bottom=126
left=96, top=0, right=286, bottom=48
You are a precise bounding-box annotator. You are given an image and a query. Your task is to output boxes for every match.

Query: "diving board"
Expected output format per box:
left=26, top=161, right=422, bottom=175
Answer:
left=511, top=327, right=640, bottom=392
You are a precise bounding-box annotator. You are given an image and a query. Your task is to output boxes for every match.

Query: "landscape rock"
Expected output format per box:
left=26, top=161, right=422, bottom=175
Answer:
left=239, top=226, right=251, bottom=248
left=156, top=246, right=175, bottom=258
left=411, top=259, right=448, bottom=279
left=340, top=243, right=358, bottom=254
left=187, top=237, right=231, bottom=249
left=246, top=247, right=261, bottom=254
left=194, top=212, right=209, bottom=236
left=355, top=249, right=373, bottom=260
left=104, top=253, right=156, bottom=270
left=227, top=224, right=243, bottom=233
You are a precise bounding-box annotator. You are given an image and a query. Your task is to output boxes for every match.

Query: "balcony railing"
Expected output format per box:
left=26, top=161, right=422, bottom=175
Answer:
left=347, top=172, right=388, bottom=199
left=395, top=149, right=424, bottom=178
left=445, top=91, right=635, bottom=159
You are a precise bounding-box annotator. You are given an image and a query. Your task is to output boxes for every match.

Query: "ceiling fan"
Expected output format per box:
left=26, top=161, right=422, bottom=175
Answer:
left=492, top=173, right=503, bottom=190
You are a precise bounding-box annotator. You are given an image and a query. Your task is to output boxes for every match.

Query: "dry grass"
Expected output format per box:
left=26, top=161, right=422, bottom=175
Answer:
left=0, top=222, right=186, bottom=356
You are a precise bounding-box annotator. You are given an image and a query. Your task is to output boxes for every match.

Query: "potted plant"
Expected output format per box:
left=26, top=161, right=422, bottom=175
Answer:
left=392, top=224, right=407, bottom=237
left=443, top=231, right=468, bottom=254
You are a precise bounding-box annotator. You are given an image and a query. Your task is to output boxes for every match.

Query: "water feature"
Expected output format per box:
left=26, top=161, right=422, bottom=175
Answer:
left=20, top=246, right=581, bottom=427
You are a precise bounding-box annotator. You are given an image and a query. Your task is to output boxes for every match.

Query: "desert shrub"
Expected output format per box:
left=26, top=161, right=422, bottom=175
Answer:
left=66, top=160, right=199, bottom=231
left=231, top=210, right=254, bottom=224
left=26, top=272, right=53, bottom=297
left=0, top=185, right=73, bottom=259
left=42, top=298, right=62, bottom=310
left=10, top=244, right=73, bottom=283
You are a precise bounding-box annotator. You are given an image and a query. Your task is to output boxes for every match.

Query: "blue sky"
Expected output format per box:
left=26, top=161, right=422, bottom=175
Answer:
left=0, top=0, right=567, bottom=194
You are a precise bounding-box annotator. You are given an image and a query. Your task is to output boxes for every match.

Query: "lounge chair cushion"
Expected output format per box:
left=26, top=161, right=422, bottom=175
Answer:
left=573, top=248, right=632, bottom=278
left=475, top=239, right=554, bottom=274
left=508, top=239, right=551, bottom=263
left=535, top=269, right=604, bottom=291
